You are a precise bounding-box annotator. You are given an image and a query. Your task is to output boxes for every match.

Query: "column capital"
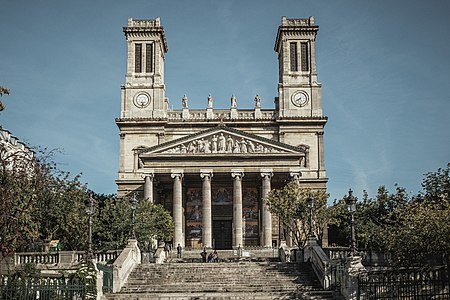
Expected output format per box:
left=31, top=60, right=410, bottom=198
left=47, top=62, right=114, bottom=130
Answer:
left=289, top=171, right=302, bottom=180
left=231, top=170, right=244, bottom=179
left=261, top=172, right=273, bottom=179
left=200, top=169, right=213, bottom=180
left=171, top=171, right=183, bottom=179
left=141, top=172, right=154, bottom=180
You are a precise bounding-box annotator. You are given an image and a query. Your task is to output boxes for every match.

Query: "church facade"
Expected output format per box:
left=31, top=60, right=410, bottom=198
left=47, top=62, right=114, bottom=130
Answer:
left=116, top=17, right=327, bottom=250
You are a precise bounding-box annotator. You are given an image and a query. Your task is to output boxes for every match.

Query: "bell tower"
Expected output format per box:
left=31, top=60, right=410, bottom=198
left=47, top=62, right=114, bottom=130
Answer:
left=121, top=18, right=168, bottom=118
left=275, top=16, right=322, bottom=118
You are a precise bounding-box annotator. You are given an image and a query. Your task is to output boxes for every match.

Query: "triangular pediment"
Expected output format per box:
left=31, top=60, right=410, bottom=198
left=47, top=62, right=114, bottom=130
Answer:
left=139, top=126, right=306, bottom=156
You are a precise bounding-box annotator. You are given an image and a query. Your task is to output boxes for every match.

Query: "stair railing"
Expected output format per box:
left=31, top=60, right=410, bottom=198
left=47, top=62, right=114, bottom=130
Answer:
left=112, top=239, right=141, bottom=293
left=303, top=238, right=331, bottom=290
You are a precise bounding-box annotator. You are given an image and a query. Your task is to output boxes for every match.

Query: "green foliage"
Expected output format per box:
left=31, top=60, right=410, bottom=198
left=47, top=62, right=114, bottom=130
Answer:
left=329, top=164, right=450, bottom=267
left=266, top=180, right=329, bottom=247
left=135, top=201, right=174, bottom=251
left=94, top=196, right=174, bottom=252
left=386, top=201, right=450, bottom=266
left=355, top=185, right=409, bottom=250
left=67, top=260, right=97, bottom=299
left=421, top=163, right=450, bottom=204
left=0, top=146, right=90, bottom=257
left=94, top=195, right=130, bottom=250
left=0, top=146, right=43, bottom=256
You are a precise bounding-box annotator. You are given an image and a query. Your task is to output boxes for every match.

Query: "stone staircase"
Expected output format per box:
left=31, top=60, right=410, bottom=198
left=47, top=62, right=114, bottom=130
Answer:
left=104, top=260, right=340, bottom=299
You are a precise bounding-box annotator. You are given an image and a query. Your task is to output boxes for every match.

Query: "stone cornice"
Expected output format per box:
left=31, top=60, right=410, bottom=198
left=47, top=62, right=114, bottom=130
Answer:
left=274, top=16, right=319, bottom=53
left=123, top=26, right=169, bottom=53
left=115, top=115, right=327, bottom=124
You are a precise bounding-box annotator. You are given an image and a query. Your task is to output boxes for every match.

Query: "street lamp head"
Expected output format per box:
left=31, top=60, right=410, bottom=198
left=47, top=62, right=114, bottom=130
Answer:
left=85, top=193, right=95, bottom=215
left=345, top=189, right=357, bottom=212
left=130, top=193, right=138, bottom=210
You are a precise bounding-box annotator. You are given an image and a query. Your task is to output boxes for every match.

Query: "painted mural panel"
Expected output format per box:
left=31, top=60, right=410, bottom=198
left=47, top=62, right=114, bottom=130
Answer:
left=243, top=187, right=259, bottom=246
left=186, top=188, right=202, bottom=247
left=212, top=187, right=233, bottom=217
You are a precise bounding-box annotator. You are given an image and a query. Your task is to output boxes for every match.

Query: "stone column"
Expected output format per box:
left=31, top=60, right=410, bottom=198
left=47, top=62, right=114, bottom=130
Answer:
left=232, top=171, right=244, bottom=247
left=316, top=131, right=326, bottom=178
left=171, top=172, right=184, bottom=248
left=200, top=170, right=213, bottom=248
left=261, top=172, right=273, bottom=248
left=143, top=173, right=154, bottom=202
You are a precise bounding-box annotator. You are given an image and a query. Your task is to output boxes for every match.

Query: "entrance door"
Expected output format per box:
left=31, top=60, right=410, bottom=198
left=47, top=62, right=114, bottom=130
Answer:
left=212, top=220, right=232, bottom=249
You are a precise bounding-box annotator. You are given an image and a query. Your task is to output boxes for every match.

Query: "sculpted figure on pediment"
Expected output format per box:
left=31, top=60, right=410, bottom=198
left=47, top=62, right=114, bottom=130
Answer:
left=240, top=138, right=248, bottom=153
left=226, top=136, right=234, bottom=152
left=204, top=138, right=211, bottom=153
left=233, top=140, right=240, bottom=153
left=218, top=133, right=226, bottom=151
left=248, top=140, right=255, bottom=153
left=160, top=132, right=295, bottom=155
left=180, top=144, right=187, bottom=153
left=187, top=141, right=196, bottom=153
left=197, top=139, right=205, bottom=153
left=211, top=135, right=218, bottom=152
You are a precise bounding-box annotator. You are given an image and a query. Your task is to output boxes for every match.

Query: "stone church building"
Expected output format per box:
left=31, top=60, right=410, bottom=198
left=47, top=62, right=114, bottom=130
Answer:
left=116, top=17, right=327, bottom=250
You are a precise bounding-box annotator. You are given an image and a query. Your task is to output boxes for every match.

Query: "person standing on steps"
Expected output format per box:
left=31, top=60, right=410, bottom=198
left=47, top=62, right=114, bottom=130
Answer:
left=164, top=242, right=171, bottom=260
left=200, top=247, right=207, bottom=262
left=212, top=250, right=219, bottom=262
left=177, top=243, right=182, bottom=258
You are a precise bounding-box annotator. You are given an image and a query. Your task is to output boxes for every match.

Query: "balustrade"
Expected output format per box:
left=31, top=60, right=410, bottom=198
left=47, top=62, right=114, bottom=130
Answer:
left=14, top=250, right=121, bottom=267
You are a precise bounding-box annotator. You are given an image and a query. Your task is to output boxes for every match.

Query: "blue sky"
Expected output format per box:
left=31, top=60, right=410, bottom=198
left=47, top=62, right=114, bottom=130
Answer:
left=1, top=0, right=449, bottom=203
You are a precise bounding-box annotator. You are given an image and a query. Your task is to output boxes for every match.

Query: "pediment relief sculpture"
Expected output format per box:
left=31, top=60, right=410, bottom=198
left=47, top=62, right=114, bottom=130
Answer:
left=160, top=132, right=297, bottom=155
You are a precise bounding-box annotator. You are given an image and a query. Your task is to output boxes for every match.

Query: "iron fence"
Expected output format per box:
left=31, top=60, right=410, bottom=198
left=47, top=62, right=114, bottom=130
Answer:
left=96, top=263, right=113, bottom=293
left=330, top=260, right=345, bottom=290
left=1, top=276, right=93, bottom=300
left=358, top=266, right=450, bottom=299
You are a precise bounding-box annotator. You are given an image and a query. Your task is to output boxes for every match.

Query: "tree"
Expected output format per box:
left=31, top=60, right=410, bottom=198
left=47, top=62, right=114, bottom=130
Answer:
left=135, top=201, right=174, bottom=252
left=36, top=170, right=90, bottom=251
left=0, top=142, right=40, bottom=257
left=327, top=164, right=450, bottom=267
left=94, top=195, right=130, bottom=251
left=0, top=145, right=90, bottom=257
left=355, top=186, right=408, bottom=250
left=266, top=180, right=329, bottom=247
left=421, top=163, right=450, bottom=204
left=384, top=165, right=450, bottom=266
left=94, top=195, right=174, bottom=252
left=385, top=200, right=450, bottom=266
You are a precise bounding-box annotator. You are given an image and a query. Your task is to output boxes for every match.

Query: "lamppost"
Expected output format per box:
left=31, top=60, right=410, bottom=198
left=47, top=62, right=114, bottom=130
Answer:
left=345, top=188, right=357, bottom=257
left=307, top=196, right=315, bottom=239
left=86, top=193, right=95, bottom=260
left=130, top=193, right=138, bottom=239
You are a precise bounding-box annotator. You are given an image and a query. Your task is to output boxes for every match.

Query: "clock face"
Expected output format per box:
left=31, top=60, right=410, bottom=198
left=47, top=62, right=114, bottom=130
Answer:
left=134, top=93, right=150, bottom=108
left=291, top=91, right=309, bottom=107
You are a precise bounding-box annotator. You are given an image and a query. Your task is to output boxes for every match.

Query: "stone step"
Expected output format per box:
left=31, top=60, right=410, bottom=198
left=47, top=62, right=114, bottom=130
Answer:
left=104, top=291, right=299, bottom=300
left=122, top=284, right=300, bottom=293
left=104, top=291, right=338, bottom=300
left=103, top=261, right=337, bottom=300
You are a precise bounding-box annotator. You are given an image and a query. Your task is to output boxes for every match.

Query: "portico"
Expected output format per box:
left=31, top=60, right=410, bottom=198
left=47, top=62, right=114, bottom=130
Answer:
left=134, top=126, right=308, bottom=249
